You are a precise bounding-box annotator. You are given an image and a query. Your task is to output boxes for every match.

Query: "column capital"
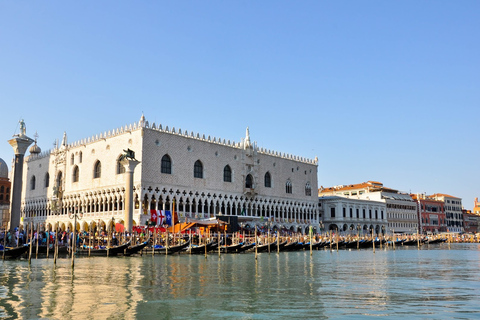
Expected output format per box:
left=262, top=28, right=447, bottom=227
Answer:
left=120, top=158, right=140, bottom=173
left=8, top=135, right=34, bottom=155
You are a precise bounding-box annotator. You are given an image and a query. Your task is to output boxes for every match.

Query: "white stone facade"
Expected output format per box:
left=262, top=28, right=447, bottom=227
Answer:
left=318, top=196, right=387, bottom=235
left=19, top=116, right=319, bottom=232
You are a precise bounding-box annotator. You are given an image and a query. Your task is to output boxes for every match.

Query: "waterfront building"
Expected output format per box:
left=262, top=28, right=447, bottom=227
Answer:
left=429, top=194, right=463, bottom=233
left=463, top=212, right=480, bottom=234
left=0, top=157, right=11, bottom=228
left=18, top=115, right=319, bottom=233
left=411, top=193, right=446, bottom=234
left=318, top=195, right=387, bottom=235
left=319, top=181, right=418, bottom=234
left=473, top=198, right=480, bottom=215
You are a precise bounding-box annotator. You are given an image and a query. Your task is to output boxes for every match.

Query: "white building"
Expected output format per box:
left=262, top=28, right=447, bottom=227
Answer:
left=318, top=196, right=387, bottom=235
left=319, top=181, right=418, bottom=234
left=19, top=115, right=319, bottom=233
left=429, top=193, right=463, bottom=233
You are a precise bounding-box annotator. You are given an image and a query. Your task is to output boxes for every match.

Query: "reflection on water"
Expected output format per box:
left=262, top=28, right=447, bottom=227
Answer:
left=1, top=244, right=480, bottom=319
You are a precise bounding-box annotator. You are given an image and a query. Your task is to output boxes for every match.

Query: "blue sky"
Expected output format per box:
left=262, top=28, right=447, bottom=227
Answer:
left=1, top=1, right=478, bottom=209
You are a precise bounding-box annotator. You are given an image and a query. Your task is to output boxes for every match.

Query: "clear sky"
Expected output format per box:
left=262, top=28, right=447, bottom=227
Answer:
left=1, top=1, right=478, bottom=209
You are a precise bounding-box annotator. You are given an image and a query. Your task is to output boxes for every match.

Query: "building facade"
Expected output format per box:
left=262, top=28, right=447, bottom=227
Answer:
left=319, top=181, right=418, bottom=234
left=429, top=194, right=463, bottom=233
left=19, top=115, right=319, bottom=233
left=0, top=158, right=10, bottom=228
left=318, top=196, right=387, bottom=235
left=411, top=193, right=446, bottom=234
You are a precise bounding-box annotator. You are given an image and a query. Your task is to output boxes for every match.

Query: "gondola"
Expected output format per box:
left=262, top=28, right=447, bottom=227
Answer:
left=402, top=239, right=419, bottom=246
left=255, top=241, right=277, bottom=253
left=153, top=240, right=190, bottom=254
left=183, top=241, right=215, bottom=254
left=220, top=242, right=244, bottom=253
left=124, top=239, right=150, bottom=256
left=282, top=241, right=298, bottom=251
left=237, top=242, right=255, bottom=253
left=36, top=245, right=69, bottom=256
left=0, top=243, right=30, bottom=259
left=75, top=241, right=131, bottom=256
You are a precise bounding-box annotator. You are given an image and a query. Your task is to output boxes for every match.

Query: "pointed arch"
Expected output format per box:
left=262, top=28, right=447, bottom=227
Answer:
left=93, top=160, right=101, bottom=178
left=223, top=165, right=232, bottom=182
left=194, top=160, right=203, bottom=178
left=72, top=165, right=79, bottom=183
left=264, top=172, right=272, bottom=188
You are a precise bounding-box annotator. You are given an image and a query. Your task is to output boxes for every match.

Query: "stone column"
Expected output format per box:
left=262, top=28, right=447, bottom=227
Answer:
left=8, top=135, right=34, bottom=234
left=121, top=158, right=140, bottom=232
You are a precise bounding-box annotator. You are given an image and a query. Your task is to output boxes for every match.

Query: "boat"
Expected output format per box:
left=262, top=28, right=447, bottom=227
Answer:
left=124, top=239, right=150, bottom=256
left=153, top=240, right=190, bottom=254
left=220, top=242, right=244, bottom=253
left=75, top=241, right=131, bottom=256
left=255, top=241, right=277, bottom=253
left=237, top=242, right=255, bottom=253
left=0, top=243, right=30, bottom=259
left=185, top=241, right=216, bottom=254
left=282, top=241, right=299, bottom=251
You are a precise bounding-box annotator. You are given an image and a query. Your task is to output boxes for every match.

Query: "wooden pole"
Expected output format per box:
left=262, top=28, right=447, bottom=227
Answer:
left=309, top=226, right=313, bottom=256
left=28, top=221, right=33, bottom=264
left=54, top=222, right=58, bottom=265
left=372, top=228, right=375, bottom=253
left=277, top=230, right=280, bottom=254
left=166, top=228, right=169, bottom=256
left=153, top=227, right=156, bottom=256
left=393, top=229, right=396, bottom=250
left=2, top=226, right=6, bottom=260
left=46, top=223, right=50, bottom=258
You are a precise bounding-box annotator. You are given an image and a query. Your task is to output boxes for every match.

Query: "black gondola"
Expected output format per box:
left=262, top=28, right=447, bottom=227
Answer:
left=75, top=241, right=131, bottom=256
left=153, top=240, right=190, bottom=254
left=0, top=244, right=30, bottom=259
left=124, top=239, right=150, bottom=256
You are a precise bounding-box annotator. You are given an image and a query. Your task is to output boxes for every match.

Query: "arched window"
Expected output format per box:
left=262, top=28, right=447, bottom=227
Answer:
left=94, top=160, right=101, bottom=179
left=70, top=154, right=75, bottom=165
left=45, top=172, right=50, bottom=188
left=264, top=172, right=271, bottom=188
left=223, top=165, right=232, bottom=182
left=161, top=154, right=172, bottom=174
left=305, top=182, right=311, bottom=196
left=79, top=151, right=83, bottom=163
left=30, top=175, right=36, bottom=190
left=72, top=165, right=79, bottom=182
left=285, top=180, right=292, bottom=194
left=194, top=160, right=203, bottom=178
left=117, top=155, right=125, bottom=174
left=245, top=174, right=253, bottom=189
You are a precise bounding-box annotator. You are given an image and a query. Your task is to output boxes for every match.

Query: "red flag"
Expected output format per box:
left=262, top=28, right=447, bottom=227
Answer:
left=150, top=209, right=158, bottom=224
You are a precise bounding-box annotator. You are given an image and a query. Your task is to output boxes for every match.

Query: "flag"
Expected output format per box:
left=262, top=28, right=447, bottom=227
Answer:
left=165, top=210, right=172, bottom=226
left=150, top=210, right=158, bottom=224
left=157, top=210, right=165, bottom=226
left=240, top=208, right=245, bottom=216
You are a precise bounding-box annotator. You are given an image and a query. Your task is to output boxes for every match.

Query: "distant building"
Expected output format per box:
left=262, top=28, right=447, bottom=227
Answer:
left=19, top=115, right=319, bottom=233
left=319, top=181, right=418, bottom=234
left=429, top=194, right=463, bottom=233
left=318, top=195, right=387, bottom=235
left=462, top=212, right=480, bottom=234
left=0, top=157, right=11, bottom=228
left=411, top=193, right=446, bottom=234
left=473, top=198, right=480, bottom=215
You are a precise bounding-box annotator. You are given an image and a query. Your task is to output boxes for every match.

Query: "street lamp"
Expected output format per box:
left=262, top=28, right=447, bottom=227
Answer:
left=68, top=208, right=83, bottom=269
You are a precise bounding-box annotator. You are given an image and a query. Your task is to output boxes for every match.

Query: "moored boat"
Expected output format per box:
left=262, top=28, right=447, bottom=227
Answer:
left=75, top=241, right=131, bottom=256
left=0, top=243, right=30, bottom=259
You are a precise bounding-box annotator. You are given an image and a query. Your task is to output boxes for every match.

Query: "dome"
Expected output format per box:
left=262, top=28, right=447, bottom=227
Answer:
left=29, top=143, right=41, bottom=155
left=0, top=158, right=8, bottom=179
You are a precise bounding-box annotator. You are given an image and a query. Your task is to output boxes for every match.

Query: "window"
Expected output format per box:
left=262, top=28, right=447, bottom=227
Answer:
left=245, top=174, right=253, bottom=188
left=285, top=180, right=292, bottom=194
left=30, top=175, right=36, bottom=190
left=70, top=154, right=74, bottom=165
left=79, top=151, right=83, bottom=163
left=117, top=157, right=125, bottom=174
left=305, top=182, right=311, bottom=196
left=331, top=207, right=336, bottom=218
left=343, top=208, right=346, bottom=217
left=264, top=172, right=272, bottom=188
left=223, top=165, right=232, bottom=182
left=45, top=172, right=49, bottom=188
left=194, top=160, right=203, bottom=178
left=72, top=166, right=79, bottom=182
left=161, top=154, right=172, bottom=174
left=94, top=160, right=101, bottom=179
